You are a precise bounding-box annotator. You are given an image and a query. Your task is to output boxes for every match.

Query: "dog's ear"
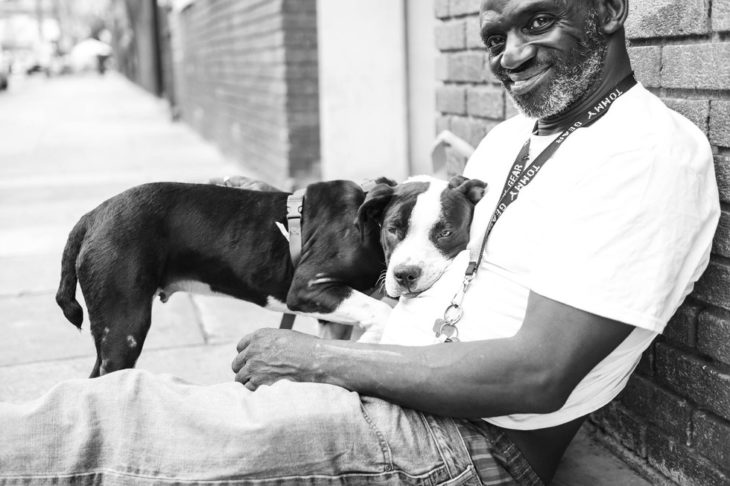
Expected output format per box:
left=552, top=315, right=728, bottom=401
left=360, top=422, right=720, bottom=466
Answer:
left=373, top=176, right=398, bottom=187
left=449, top=176, right=487, bottom=205
left=447, top=175, right=469, bottom=189
left=355, top=182, right=395, bottom=237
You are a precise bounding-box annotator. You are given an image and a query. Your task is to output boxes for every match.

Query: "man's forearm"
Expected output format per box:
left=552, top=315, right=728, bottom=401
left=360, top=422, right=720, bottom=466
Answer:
left=234, top=293, right=634, bottom=418
left=309, top=338, right=555, bottom=418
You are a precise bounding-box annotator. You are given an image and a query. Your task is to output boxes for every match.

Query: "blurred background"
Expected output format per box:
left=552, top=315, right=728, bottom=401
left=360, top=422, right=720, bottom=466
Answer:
left=0, top=0, right=442, bottom=189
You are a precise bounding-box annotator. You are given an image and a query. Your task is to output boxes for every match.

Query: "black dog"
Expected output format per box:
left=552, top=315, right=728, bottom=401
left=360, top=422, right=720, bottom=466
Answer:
left=56, top=176, right=485, bottom=377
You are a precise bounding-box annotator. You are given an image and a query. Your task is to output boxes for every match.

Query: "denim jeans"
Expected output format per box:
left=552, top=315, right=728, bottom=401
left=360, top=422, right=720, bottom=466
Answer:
left=0, top=370, right=530, bottom=485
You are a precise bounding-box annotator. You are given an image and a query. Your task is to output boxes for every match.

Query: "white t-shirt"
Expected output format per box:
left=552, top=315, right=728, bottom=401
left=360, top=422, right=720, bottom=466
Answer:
left=380, top=83, right=720, bottom=430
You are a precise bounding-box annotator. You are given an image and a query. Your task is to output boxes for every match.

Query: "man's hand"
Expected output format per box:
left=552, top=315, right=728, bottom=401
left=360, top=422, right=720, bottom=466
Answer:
left=231, top=328, right=320, bottom=391
left=209, top=175, right=281, bottom=192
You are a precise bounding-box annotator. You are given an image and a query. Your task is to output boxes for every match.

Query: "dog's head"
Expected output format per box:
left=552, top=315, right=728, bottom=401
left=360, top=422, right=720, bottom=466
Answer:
left=356, top=175, right=486, bottom=298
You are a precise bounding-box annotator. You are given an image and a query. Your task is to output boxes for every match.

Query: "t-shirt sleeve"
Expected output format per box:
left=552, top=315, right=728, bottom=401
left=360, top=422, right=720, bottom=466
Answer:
left=527, top=143, right=719, bottom=333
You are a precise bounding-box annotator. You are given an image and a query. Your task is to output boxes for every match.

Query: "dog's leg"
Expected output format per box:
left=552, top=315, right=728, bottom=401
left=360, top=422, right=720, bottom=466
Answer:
left=80, top=250, right=158, bottom=377
left=91, top=301, right=152, bottom=376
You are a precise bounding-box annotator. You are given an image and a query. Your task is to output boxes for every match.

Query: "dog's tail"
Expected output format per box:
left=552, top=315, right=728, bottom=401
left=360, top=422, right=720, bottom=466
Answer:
left=55, top=214, right=90, bottom=329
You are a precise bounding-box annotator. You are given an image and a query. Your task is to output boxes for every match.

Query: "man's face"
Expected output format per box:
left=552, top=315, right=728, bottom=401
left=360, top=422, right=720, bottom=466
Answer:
left=479, top=0, right=608, bottom=119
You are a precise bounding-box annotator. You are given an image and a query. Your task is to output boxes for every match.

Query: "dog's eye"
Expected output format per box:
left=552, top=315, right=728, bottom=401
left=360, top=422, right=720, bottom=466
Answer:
left=439, top=230, right=452, bottom=238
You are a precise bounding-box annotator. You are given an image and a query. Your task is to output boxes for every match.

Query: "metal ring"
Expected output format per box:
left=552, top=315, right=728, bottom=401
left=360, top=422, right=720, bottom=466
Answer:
left=443, top=304, right=463, bottom=324
left=437, top=322, right=460, bottom=341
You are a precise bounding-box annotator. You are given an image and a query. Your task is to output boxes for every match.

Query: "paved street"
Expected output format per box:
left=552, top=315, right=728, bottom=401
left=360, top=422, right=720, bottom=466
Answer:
left=0, top=72, right=317, bottom=401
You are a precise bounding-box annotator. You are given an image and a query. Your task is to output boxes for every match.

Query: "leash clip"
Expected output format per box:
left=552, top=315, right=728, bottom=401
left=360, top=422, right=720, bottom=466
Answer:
left=434, top=262, right=476, bottom=343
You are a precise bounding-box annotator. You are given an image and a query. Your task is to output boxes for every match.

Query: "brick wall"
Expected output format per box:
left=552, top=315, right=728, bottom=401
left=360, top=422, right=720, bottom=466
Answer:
left=434, top=0, right=730, bottom=484
left=173, top=0, right=319, bottom=187
left=113, top=0, right=162, bottom=95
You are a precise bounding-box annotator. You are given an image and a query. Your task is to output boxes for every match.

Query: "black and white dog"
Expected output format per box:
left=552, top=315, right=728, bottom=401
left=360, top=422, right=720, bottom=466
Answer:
left=56, top=175, right=485, bottom=377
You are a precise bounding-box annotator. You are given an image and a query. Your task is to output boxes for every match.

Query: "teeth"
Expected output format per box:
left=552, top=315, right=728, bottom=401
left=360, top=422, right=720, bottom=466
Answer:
left=509, top=70, right=548, bottom=95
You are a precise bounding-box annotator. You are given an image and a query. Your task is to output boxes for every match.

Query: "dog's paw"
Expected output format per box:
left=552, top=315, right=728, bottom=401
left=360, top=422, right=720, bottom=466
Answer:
left=356, top=325, right=384, bottom=344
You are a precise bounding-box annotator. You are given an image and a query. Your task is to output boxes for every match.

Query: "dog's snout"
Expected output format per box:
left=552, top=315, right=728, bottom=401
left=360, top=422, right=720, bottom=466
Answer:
left=393, top=265, right=422, bottom=287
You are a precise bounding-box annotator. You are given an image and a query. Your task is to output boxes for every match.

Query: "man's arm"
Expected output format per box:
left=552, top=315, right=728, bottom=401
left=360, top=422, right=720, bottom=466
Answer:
left=232, top=291, right=634, bottom=417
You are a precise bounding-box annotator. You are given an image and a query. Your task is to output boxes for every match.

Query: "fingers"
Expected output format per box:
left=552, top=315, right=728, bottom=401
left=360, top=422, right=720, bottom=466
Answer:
left=234, top=363, right=249, bottom=385
left=234, top=364, right=262, bottom=391
left=231, top=350, right=246, bottom=374
left=236, top=333, right=253, bottom=352
left=232, top=331, right=259, bottom=375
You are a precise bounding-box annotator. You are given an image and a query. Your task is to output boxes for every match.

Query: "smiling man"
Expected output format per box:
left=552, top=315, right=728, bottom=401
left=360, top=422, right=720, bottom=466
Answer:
left=0, top=1, right=721, bottom=485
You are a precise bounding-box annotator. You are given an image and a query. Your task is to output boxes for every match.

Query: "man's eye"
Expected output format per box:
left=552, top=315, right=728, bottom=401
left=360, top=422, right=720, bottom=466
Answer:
left=527, top=15, right=554, bottom=32
left=386, top=226, right=399, bottom=236
left=484, top=35, right=505, bottom=53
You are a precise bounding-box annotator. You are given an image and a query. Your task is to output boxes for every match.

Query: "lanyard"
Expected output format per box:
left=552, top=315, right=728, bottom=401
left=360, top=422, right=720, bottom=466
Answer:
left=433, top=73, right=638, bottom=342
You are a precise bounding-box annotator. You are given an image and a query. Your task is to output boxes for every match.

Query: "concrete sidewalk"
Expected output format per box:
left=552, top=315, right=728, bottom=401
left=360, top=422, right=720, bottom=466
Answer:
left=0, top=73, right=316, bottom=401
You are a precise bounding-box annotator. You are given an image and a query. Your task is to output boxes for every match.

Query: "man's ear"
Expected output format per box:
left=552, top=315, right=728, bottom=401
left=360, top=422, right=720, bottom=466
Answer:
left=596, top=0, right=629, bottom=35
left=450, top=176, right=487, bottom=205
left=355, top=182, right=395, bottom=237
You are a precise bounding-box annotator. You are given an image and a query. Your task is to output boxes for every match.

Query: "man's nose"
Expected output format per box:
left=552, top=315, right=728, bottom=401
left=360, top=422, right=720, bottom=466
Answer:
left=500, top=33, right=536, bottom=70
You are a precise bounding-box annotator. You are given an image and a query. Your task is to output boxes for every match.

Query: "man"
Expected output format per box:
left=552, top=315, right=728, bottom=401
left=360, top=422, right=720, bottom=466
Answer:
left=0, top=0, right=719, bottom=484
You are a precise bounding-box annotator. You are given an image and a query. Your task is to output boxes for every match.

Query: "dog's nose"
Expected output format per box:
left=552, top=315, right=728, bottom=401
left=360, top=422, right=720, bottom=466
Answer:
left=393, top=265, right=422, bottom=287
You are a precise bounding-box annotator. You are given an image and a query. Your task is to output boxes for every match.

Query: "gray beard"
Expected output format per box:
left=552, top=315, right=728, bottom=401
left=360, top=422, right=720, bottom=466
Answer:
left=507, top=47, right=606, bottom=119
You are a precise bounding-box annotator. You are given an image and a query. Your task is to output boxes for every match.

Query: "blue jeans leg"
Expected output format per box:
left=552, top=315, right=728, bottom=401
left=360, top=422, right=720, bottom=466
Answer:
left=0, top=369, right=482, bottom=485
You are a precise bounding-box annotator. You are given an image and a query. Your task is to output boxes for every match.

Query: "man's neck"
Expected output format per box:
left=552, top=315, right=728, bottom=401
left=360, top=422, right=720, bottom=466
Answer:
left=536, top=65, right=633, bottom=136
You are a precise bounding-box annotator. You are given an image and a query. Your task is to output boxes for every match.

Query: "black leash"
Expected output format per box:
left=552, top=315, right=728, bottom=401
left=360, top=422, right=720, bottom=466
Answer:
left=433, top=73, right=638, bottom=342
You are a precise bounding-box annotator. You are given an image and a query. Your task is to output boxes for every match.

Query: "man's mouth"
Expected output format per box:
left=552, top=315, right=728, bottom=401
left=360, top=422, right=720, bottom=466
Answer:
left=506, top=67, right=550, bottom=96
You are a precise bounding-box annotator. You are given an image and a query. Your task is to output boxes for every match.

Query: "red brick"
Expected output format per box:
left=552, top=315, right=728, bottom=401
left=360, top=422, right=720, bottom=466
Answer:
left=435, top=19, right=466, bottom=50
left=435, top=0, right=450, bottom=19
left=662, top=44, right=730, bottom=90
left=620, top=375, right=692, bottom=442
left=435, top=55, right=449, bottom=81
left=450, top=0, right=480, bottom=17
left=663, top=99, right=709, bottom=136
left=712, top=210, right=730, bottom=259
left=445, top=146, right=469, bottom=177
left=664, top=303, right=699, bottom=348
left=629, top=46, right=661, bottom=88
left=626, top=0, right=710, bottom=39
left=655, top=343, right=730, bottom=420
left=592, top=402, right=647, bottom=457
left=465, top=15, right=484, bottom=49
left=588, top=429, right=671, bottom=485
left=697, top=309, right=730, bottom=365
left=446, top=51, right=489, bottom=83
left=436, top=115, right=451, bottom=135
left=176, top=0, right=319, bottom=185
left=693, top=411, right=730, bottom=469
left=713, top=0, right=730, bottom=32
left=710, top=101, right=730, bottom=148
left=450, top=116, right=496, bottom=148
left=716, top=155, right=730, bottom=204
left=436, top=85, right=467, bottom=115
left=646, top=428, right=730, bottom=486
left=466, top=86, right=504, bottom=119
left=693, top=261, right=730, bottom=312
